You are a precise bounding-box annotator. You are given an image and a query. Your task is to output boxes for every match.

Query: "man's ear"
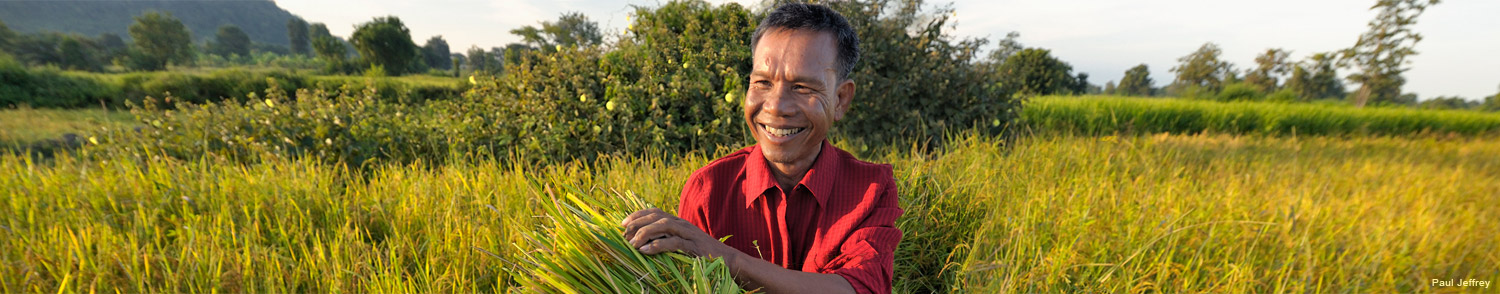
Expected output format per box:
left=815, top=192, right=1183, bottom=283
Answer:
left=833, top=79, right=855, bottom=121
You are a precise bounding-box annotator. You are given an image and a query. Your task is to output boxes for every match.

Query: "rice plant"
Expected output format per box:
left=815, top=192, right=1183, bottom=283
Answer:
left=505, top=183, right=745, bottom=293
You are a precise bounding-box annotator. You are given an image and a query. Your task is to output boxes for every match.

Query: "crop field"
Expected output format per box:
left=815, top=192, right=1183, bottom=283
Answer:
left=3, top=126, right=1496, bottom=292
left=1023, top=95, right=1500, bottom=136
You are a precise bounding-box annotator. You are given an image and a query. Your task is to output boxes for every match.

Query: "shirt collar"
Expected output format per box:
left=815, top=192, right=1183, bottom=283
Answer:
left=743, top=141, right=839, bottom=209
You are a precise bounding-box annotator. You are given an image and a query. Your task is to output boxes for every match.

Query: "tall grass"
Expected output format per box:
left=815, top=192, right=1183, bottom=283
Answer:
left=4, top=133, right=1495, bottom=292
left=1023, top=95, right=1500, bottom=136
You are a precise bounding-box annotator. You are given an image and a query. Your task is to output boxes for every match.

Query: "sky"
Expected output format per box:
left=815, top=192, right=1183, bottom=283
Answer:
left=275, top=0, right=1500, bottom=101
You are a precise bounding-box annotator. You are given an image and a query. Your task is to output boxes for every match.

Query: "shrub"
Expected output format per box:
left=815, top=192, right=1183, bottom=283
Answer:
left=0, top=54, right=116, bottom=108
left=1266, top=88, right=1300, bottom=102
left=464, top=0, right=1019, bottom=161
left=1216, top=82, right=1265, bottom=102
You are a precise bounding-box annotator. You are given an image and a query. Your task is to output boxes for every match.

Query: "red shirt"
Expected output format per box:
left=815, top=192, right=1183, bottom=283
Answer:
left=678, top=141, right=904, bottom=294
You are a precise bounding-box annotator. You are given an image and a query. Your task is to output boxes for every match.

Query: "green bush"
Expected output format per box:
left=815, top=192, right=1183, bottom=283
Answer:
left=464, top=0, right=1019, bottom=162
left=0, top=54, right=116, bottom=108
left=1266, top=88, right=1300, bottom=102
left=1216, top=82, right=1265, bottom=102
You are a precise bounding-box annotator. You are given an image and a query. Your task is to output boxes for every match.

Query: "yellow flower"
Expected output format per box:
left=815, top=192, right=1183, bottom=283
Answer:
left=992, top=119, right=1000, bottom=127
left=88, top=136, right=99, bottom=145
left=579, top=94, right=588, bottom=102
left=606, top=100, right=617, bottom=111
left=265, top=99, right=275, bottom=107
left=469, top=75, right=477, bottom=85
left=724, top=92, right=736, bottom=103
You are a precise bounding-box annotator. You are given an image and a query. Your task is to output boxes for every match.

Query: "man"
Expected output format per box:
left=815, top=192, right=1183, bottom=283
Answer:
left=621, top=3, right=903, bottom=293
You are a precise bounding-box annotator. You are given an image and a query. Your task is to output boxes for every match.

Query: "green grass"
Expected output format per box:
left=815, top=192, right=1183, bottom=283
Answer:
left=0, top=107, right=137, bottom=147
left=3, top=133, right=1495, bottom=292
left=1023, top=95, right=1500, bottom=136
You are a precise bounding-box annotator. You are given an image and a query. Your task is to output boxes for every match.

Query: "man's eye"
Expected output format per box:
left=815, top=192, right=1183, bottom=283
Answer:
left=793, top=85, right=814, bottom=93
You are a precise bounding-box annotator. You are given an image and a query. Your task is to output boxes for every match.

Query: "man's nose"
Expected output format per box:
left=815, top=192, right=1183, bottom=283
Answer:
left=762, top=85, right=798, bottom=117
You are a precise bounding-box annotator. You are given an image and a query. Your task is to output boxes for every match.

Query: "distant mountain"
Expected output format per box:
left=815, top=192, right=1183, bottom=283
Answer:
left=0, top=0, right=302, bottom=46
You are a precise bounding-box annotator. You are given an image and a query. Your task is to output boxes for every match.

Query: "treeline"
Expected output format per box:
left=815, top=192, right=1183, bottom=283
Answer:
left=0, top=0, right=299, bottom=47
left=0, top=58, right=465, bottom=108
left=1086, top=0, right=1499, bottom=110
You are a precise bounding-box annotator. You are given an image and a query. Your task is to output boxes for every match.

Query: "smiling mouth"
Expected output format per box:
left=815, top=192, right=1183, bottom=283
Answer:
left=760, top=123, right=806, bottom=138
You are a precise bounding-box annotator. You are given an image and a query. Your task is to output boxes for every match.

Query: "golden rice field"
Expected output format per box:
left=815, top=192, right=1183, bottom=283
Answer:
left=2, top=133, right=1497, bottom=293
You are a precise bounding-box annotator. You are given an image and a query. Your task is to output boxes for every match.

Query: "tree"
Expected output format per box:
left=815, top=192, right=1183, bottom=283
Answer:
left=465, top=46, right=491, bottom=73
left=0, top=20, right=15, bottom=52
left=309, top=23, right=332, bottom=41
left=422, top=35, right=452, bottom=70
left=1244, top=48, right=1291, bottom=93
left=1119, top=64, right=1154, bottom=96
left=509, top=12, right=602, bottom=53
left=1416, top=96, right=1476, bottom=110
left=350, top=16, right=421, bottom=76
left=1483, top=86, right=1499, bottom=111
left=1103, top=80, right=1117, bottom=95
left=502, top=43, right=532, bottom=68
left=58, top=36, right=102, bottom=71
left=1342, top=0, right=1440, bottom=107
left=287, top=18, right=310, bottom=56
left=995, top=48, right=1075, bottom=96
left=127, top=12, right=194, bottom=71
left=988, top=31, right=1023, bottom=64
left=1286, top=52, right=1345, bottom=100
left=95, top=33, right=127, bottom=61
left=209, top=25, right=251, bottom=58
left=1170, top=42, right=1233, bottom=96
left=1073, top=72, right=1092, bottom=94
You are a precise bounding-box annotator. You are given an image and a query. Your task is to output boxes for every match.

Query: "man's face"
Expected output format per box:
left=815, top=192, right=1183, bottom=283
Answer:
left=746, top=29, right=854, bottom=166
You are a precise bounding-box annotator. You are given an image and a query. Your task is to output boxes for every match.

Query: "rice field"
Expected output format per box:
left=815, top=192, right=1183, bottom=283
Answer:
left=1022, top=95, right=1500, bottom=136
left=3, top=132, right=1495, bottom=292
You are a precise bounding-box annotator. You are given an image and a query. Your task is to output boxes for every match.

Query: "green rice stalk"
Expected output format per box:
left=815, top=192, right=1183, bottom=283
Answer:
left=506, top=183, right=747, bottom=293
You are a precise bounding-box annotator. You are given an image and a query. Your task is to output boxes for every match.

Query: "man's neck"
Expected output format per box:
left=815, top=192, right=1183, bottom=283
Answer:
left=767, top=146, right=822, bottom=193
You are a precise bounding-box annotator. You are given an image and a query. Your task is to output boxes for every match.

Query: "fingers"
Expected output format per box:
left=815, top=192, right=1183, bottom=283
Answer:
left=621, top=209, right=672, bottom=241
left=621, top=208, right=664, bottom=226
left=638, top=236, right=687, bottom=255
left=627, top=217, right=680, bottom=249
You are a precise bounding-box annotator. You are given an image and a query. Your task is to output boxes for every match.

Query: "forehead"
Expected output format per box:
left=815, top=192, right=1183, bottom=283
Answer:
left=752, top=29, right=839, bottom=73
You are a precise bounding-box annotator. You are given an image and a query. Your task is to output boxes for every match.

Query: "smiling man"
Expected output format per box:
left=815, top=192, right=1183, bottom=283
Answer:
left=620, top=3, right=903, bottom=293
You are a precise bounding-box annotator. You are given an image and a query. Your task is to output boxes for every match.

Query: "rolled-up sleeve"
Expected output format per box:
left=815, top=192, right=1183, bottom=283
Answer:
left=820, top=180, right=903, bottom=294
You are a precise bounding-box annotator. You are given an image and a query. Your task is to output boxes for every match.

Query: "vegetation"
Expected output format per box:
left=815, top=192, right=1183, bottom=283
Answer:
left=0, top=0, right=300, bottom=47
left=287, top=18, right=311, bottom=57
left=996, top=48, right=1075, bottom=97
left=0, top=61, right=465, bottom=109
left=1022, top=95, right=1500, bottom=136
left=0, top=107, right=135, bottom=148
left=350, top=16, right=423, bottom=76
left=1116, top=64, right=1154, bottom=97
left=1342, top=0, right=1440, bottom=107
left=3, top=0, right=1495, bottom=292
left=207, top=25, right=253, bottom=59
left=1169, top=42, right=1235, bottom=97
left=127, top=12, right=194, bottom=71
left=4, top=132, right=1494, bottom=292
left=508, top=184, right=742, bottom=293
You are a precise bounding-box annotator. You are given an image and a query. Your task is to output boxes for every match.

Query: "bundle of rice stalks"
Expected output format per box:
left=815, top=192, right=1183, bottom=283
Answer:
left=506, top=183, right=747, bottom=293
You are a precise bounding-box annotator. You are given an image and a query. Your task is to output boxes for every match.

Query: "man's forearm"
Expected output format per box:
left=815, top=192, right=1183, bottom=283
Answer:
left=721, top=249, right=855, bottom=294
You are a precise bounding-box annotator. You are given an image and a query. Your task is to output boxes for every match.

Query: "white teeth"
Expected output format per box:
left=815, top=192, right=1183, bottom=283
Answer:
left=763, top=124, right=805, bottom=137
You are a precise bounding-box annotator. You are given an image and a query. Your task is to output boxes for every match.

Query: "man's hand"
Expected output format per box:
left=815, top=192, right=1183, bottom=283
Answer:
left=621, top=208, right=731, bottom=258
left=622, top=208, right=856, bottom=293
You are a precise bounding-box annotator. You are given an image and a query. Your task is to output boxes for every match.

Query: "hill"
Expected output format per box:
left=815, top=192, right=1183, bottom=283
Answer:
left=0, top=0, right=301, bottom=47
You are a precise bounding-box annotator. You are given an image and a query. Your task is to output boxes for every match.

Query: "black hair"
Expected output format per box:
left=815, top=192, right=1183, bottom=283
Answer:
left=750, top=3, right=860, bottom=81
